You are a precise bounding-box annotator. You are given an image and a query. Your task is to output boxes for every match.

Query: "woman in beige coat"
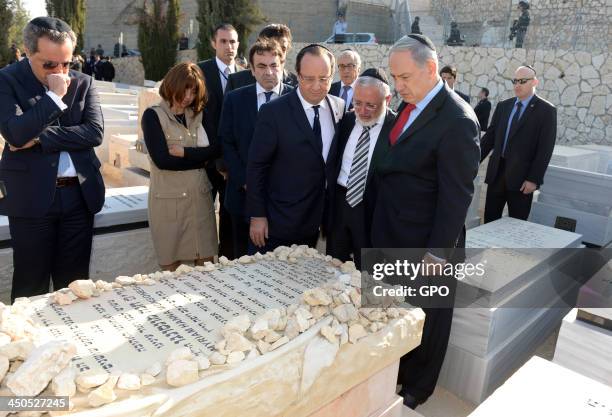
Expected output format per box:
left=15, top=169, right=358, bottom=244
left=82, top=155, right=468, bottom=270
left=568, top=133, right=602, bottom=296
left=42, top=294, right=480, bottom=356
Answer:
left=142, top=62, right=219, bottom=270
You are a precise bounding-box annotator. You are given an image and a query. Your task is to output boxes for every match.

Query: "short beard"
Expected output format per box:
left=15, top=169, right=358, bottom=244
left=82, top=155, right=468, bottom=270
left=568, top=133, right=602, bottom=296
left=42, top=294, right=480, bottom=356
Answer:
left=355, top=103, right=386, bottom=127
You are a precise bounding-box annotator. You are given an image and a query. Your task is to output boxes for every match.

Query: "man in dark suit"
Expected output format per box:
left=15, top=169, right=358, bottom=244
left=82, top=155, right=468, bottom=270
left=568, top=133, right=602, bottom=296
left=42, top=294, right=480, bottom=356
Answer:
left=198, top=23, right=243, bottom=259
left=481, top=65, right=556, bottom=223
left=247, top=44, right=344, bottom=254
left=370, top=35, right=480, bottom=408
left=329, top=49, right=361, bottom=112
left=0, top=17, right=105, bottom=301
left=327, top=68, right=394, bottom=268
left=439, top=64, right=470, bottom=103
left=474, top=87, right=491, bottom=131
left=220, top=39, right=293, bottom=258
left=226, top=24, right=298, bottom=92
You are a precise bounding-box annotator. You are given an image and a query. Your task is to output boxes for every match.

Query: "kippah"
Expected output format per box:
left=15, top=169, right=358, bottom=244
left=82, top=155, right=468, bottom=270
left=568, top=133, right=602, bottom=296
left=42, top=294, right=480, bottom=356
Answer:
left=360, top=67, right=389, bottom=85
left=406, top=34, right=436, bottom=51
left=30, top=16, right=72, bottom=32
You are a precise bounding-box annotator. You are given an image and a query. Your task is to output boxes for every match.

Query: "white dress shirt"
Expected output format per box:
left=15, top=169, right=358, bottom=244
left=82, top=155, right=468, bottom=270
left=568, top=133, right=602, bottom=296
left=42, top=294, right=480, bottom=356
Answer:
left=297, top=88, right=335, bottom=162
left=256, top=82, right=282, bottom=110
left=215, top=56, right=236, bottom=92
left=340, top=81, right=356, bottom=111
left=400, top=78, right=445, bottom=135
left=46, top=89, right=77, bottom=178
left=337, top=111, right=386, bottom=187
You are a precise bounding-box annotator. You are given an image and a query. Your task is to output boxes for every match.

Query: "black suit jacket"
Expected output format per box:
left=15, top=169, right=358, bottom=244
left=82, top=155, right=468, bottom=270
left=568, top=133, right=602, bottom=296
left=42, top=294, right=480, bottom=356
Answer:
left=247, top=90, right=343, bottom=241
left=456, top=90, right=471, bottom=104
left=0, top=59, right=105, bottom=218
left=474, top=98, right=491, bottom=131
left=329, top=81, right=354, bottom=112
left=328, top=110, right=396, bottom=230
left=368, top=84, right=480, bottom=260
left=226, top=69, right=298, bottom=93
left=220, top=82, right=293, bottom=218
left=480, top=95, right=557, bottom=190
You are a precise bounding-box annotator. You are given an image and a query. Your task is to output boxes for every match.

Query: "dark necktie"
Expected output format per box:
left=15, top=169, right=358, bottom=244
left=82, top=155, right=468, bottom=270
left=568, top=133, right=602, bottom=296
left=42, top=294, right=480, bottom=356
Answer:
left=346, top=125, right=375, bottom=207
left=503, top=101, right=523, bottom=157
left=341, top=86, right=350, bottom=109
left=264, top=91, right=274, bottom=103
left=312, top=105, right=322, bottom=148
left=389, top=103, right=416, bottom=145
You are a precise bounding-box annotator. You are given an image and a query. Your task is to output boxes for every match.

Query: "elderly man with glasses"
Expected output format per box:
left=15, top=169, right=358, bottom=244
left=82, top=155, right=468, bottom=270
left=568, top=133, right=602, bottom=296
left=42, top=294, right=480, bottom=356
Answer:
left=330, top=49, right=362, bottom=112
left=0, top=17, right=105, bottom=301
left=480, top=65, right=557, bottom=223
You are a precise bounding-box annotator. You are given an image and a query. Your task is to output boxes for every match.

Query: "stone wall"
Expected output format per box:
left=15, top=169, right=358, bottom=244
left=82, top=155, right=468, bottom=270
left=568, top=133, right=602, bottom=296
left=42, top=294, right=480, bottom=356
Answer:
left=429, top=0, right=612, bottom=52
left=286, top=42, right=611, bottom=145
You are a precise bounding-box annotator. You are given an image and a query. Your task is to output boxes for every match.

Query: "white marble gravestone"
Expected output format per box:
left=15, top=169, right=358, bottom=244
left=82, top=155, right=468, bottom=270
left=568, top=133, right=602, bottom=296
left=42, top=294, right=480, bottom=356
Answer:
left=468, top=356, right=612, bottom=417
left=109, top=134, right=139, bottom=169
left=438, top=217, right=584, bottom=404
left=26, top=256, right=425, bottom=417
left=99, top=92, right=138, bottom=107
left=576, top=144, right=612, bottom=174
left=549, top=145, right=600, bottom=171
left=553, top=309, right=612, bottom=387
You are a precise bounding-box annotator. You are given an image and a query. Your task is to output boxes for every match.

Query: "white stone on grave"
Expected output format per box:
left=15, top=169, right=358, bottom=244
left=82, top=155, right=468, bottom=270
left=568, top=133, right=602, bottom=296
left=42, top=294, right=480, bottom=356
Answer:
left=99, top=92, right=138, bottom=107
left=553, top=309, right=612, bottom=386
left=137, top=88, right=162, bottom=140
left=93, top=80, right=118, bottom=93
left=102, top=105, right=138, bottom=121
left=549, top=145, right=600, bottom=171
left=128, top=146, right=151, bottom=172
left=23, top=255, right=424, bottom=416
left=98, top=120, right=139, bottom=165
left=94, top=186, right=148, bottom=228
left=530, top=163, right=612, bottom=246
left=576, top=144, right=612, bottom=174
left=109, top=134, right=139, bottom=169
left=437, top=217, right=584, bottom=404
left=468, top=357, right=612, bottom=417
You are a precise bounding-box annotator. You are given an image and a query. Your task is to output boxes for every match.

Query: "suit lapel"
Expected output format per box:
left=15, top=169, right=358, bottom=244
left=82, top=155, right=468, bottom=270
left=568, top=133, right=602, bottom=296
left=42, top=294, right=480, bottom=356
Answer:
left=19, top=59, right=46, bottom=101
left=395, top=86, right=448, bottom=146
left=207, top=60, right=223, bottom=101
left=247, top=84, right=258, bottom=124
left=367, top=110, right=395, bottom=187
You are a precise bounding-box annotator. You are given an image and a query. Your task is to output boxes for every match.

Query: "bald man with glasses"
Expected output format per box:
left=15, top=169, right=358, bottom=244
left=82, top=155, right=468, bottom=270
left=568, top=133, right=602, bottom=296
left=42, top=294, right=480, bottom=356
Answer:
left=480, top=65, right=557, bottom=223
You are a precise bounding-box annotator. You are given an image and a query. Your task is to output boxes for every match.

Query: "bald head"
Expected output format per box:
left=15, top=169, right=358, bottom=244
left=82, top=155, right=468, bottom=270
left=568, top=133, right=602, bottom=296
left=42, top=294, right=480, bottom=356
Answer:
left=513, top=66, right=538, bottom=101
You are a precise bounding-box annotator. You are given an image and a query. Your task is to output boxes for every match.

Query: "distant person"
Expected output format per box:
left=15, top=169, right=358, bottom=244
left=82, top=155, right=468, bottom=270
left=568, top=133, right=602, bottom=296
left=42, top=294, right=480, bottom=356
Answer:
left=101, top=56, right=115, bottom=81
left=446, top=21, right=464, bottom=46
left=142, top=62, right=220, bottom=270
left=95, top=44, right=104, bottom=56
left=330, top=49, right=361, bottom=112
left=480, top=65, right=556, bottom=223
left=179, top=33, right=189, bottom=50
left=93, top=55, right=103, bottom=80
left=509, top=1, right=530, bottom=48
left=333, top=13, right=348, bottom=42
left=71, top=54, right=83, bottom=72
left=0, top=17, right=105, bottom=301
left=439, top=65, right=470, bottom=103
left=8, top=48, right=22, bottom=65
left=226, top=23, right=298, bottom=91
left=411, top=17, right=422, bottom=34
left=474, top=87, right=491, bottom=131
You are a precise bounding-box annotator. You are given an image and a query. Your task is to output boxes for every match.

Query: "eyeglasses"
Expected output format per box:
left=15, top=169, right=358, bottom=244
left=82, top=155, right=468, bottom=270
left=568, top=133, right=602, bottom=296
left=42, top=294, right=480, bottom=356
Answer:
left=338, top=64, right=356, bottom=70
left=299, top=75, right=332, bottom=85
left=511, top=78, right=534, bottom=85
left=42, top=60, right=73, bottom=70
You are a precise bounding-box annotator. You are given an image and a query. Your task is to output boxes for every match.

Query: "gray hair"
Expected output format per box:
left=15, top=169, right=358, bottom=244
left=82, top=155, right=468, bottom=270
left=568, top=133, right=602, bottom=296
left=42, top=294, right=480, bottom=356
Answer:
left=389, top=35, right=437, bottom=68
left=355, top=76, right=390, bottom=100
left=337, top=49, right=362, bottom=69
left=23, top=22, right=77, bottom=54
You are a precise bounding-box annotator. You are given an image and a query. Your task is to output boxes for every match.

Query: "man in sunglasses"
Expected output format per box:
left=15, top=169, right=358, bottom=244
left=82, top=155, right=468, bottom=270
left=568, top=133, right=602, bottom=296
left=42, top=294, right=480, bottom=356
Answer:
left=480, top=65, right=557, bottom=223
left=0, top=17, right=105, bottom=301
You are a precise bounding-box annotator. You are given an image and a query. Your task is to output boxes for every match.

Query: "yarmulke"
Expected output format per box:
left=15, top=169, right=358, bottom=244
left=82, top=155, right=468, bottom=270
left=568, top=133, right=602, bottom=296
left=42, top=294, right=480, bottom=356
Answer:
left=360, top=67, right=389, bottom=85
left=30, top=17, right=72, bottom=33
left=405, top=34, right=436, bottom=51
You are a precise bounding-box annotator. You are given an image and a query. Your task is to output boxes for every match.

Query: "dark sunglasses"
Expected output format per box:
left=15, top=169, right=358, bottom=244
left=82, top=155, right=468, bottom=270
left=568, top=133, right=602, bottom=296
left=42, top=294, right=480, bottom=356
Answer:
left=511, top=78, right=534, bottom=85
left=42, top=60, right=73, bottom=70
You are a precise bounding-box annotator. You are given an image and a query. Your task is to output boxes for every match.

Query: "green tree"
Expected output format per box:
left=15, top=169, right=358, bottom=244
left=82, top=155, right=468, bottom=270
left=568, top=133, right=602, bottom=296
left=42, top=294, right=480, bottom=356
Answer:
left=137, top=0, right=179, bottom=81
left=45, top=0, right=86, bottom=52
left=0, top=0, right=14, bottom=67
left=9, top=0, right=30, bottom=50
left=196, top=0, right=265, bottom=61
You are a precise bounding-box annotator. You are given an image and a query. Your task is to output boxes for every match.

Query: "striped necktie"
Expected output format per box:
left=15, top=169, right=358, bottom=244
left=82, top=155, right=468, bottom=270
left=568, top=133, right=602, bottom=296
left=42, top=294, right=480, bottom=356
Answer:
left=346, top=124, right=374, bottom=207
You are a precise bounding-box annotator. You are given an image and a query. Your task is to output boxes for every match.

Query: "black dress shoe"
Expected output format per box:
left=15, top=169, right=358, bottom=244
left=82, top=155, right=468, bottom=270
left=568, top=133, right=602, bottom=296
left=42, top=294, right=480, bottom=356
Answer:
left=399, top=389, right=419, bottom=409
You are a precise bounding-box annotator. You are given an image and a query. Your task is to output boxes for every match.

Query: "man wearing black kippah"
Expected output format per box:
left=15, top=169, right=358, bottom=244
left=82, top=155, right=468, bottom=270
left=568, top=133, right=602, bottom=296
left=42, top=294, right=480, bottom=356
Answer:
left=0, top=17, right=105, bottom=301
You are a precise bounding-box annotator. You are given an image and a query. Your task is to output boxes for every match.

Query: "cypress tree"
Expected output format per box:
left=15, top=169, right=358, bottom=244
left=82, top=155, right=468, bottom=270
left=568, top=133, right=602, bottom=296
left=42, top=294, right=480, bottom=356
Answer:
left=45, top=0, right=86, bottom=52
left=0, top=0, right=14, bottom=67
left=137, top=0, right=179, bottom=81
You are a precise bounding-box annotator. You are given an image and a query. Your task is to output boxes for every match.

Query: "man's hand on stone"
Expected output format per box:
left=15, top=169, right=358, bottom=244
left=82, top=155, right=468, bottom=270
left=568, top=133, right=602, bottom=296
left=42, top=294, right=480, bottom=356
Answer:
left=47, top=73, right=70, bottom=98
left=250, top=217, right=268, bottom=248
